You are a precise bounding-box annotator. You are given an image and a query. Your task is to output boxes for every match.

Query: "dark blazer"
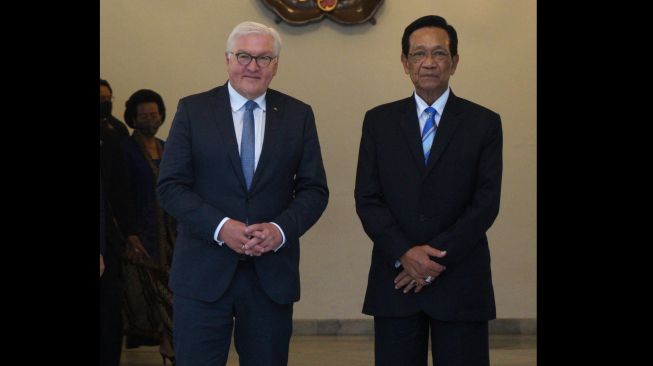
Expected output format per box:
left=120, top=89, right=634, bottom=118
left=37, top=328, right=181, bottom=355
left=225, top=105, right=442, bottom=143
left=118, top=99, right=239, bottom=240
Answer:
left=355, top=91, right=502, bottom=321
left=157, top=83, right=328, bottom=305
left=100, top=131, right=138, bottom=239
left=121, top=137, right=174, bottom=261
left=100, top=176, right=105, bottom=256
left=100, top=133, right=138, bottom=281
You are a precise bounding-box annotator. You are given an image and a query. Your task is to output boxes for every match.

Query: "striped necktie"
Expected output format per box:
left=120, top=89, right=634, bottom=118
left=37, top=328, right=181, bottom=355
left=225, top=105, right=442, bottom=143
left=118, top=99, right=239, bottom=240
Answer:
left=422, top=107, right=437, bottom=164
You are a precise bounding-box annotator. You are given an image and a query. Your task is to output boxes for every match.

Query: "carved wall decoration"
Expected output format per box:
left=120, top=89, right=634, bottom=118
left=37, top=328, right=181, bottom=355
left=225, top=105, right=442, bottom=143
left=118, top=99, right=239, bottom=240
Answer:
left=260, top=0, right=384, bottom=26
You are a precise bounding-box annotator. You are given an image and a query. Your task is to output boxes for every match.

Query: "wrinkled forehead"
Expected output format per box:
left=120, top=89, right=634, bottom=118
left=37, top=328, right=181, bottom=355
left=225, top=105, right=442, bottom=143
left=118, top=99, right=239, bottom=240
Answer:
left=232, top=33, right=276, bottom=53
left=409, top=27, right=450, bottom=49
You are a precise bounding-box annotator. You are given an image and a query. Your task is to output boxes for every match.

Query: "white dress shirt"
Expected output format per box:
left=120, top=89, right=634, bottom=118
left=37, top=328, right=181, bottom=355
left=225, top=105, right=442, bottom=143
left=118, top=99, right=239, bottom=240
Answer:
left=414, top=87, right=450, bottom=134
left=395, top=87, right=451, bottom=268
left=213, top=82, right=286, bottom=250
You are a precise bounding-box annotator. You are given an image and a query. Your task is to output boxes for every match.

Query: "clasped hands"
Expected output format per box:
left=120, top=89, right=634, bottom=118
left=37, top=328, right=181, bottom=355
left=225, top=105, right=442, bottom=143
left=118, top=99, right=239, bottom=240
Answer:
left=219, top=219, right=282, bottom=256
left=394, top=245, right=447, bottom=294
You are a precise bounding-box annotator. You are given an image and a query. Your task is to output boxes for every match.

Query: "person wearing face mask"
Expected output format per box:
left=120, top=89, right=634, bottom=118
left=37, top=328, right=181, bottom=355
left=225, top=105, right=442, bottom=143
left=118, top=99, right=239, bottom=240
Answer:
left=100, top=79, right=129, bottom=140
left=100, top=79, right=144, bottom=268
left=100, top=80, right=144, bottom=366
left=119, top=89, right=177, bottom=364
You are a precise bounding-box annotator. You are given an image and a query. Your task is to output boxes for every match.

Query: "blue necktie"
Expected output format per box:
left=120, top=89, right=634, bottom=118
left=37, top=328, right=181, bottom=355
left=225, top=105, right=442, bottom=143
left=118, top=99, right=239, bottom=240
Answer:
left=422, top=107, right=437, bottom=164
left=241, top=100, right=258, bottom=189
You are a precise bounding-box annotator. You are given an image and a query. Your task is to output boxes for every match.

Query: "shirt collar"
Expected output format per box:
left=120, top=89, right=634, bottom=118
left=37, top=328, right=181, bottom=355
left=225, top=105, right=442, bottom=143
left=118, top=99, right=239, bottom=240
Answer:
left=227, top=82, right=267, bottom=112
left=414, top=87, right=450, bottom=117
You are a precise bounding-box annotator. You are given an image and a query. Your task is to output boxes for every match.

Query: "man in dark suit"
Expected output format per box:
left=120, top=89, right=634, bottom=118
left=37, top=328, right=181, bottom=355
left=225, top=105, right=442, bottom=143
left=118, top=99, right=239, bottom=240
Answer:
left=355, top=15, right=502, bottom=366
left=157, top=21, right=329, bottom=366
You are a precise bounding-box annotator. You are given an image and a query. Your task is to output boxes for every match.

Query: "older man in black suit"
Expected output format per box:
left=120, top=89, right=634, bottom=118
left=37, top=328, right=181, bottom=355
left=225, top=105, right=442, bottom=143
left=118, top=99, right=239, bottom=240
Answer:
left=157, top=21, right=328, bottom=366
left=355, top=15, right=503, bottom=366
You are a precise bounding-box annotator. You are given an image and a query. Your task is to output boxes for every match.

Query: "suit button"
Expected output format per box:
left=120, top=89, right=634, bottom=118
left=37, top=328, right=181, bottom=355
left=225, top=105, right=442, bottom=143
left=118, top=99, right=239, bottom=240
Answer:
left=419, top=214, right=426, bottom=222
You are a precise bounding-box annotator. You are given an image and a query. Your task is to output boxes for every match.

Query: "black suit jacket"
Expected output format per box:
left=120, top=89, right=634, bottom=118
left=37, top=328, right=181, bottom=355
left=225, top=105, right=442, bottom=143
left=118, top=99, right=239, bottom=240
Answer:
left=157, top=83, right=328, bottom=305
left=100, top=176, right=105, bottom=255
left=355, top=91, right=502, bottom=321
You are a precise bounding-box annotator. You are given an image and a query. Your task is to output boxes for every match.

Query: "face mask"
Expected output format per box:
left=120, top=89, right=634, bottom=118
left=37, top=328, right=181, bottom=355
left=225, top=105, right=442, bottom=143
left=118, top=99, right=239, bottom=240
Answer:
left=100, top=101, right=113, bottom=119
left=134, top=117, right=162, bottom=137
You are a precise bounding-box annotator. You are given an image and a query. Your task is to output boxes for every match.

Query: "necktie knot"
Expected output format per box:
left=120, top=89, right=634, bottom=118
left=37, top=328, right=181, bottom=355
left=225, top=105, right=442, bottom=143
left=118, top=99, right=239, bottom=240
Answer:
left=245, top=100, right=258, bottom=112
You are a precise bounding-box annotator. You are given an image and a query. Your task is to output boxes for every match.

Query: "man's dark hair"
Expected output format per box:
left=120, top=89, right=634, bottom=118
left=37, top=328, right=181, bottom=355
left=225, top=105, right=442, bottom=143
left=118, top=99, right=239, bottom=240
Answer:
left=100, top=79, right=113, bottom=95
left=123, top=89, right=166, bottom=128
left=401, top=15, right=458, bottom=57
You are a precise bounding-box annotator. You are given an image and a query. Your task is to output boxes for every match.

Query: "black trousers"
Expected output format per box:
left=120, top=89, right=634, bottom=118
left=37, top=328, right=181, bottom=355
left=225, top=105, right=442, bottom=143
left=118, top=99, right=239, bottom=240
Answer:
left=374, top=312, right=489, bottom=366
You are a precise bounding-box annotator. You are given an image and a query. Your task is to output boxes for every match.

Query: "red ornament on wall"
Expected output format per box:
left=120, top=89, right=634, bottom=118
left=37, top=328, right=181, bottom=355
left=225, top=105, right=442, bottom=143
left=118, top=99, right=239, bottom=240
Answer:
left=260, top=0, right=384, bottom=26
left=317, top=0, right=337, bottom=12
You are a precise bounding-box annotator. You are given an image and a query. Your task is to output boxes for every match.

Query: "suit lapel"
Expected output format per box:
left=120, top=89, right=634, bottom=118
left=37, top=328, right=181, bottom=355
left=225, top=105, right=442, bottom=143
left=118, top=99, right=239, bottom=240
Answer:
left=249, top=89, right=282, bottom=192
left=209, top=83, right=248, bottom=190
left=398, top=96, right=427, bottom=176
left=425, top=92, right=462, bottom=175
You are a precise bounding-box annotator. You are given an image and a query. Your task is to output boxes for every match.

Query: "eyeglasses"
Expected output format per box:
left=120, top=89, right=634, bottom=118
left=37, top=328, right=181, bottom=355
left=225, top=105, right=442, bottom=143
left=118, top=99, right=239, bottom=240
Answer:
left=407, top=49, right=450, bottom=64
left=229, top=52, right=276, bottom=68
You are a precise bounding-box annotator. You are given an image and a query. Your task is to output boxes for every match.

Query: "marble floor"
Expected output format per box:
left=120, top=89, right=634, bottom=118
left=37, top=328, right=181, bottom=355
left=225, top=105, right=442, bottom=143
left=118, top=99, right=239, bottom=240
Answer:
left=120, top=334, right=536, bottom=365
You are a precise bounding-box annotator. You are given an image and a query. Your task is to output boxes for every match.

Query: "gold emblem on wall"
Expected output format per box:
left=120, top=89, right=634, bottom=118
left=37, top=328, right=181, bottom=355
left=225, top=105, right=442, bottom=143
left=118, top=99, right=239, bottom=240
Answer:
left=260, top=0, right=383, bottom=26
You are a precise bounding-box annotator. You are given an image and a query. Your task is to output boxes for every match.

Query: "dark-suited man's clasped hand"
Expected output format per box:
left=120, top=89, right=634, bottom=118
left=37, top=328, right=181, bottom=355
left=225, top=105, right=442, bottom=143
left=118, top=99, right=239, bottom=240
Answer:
left=243, top=223, right=282, bottom=256
left=395, top=245, right=447, bottom=293
left=218, top=220, right=283, bottom=256
left=218, top=219, right=251, bottom=255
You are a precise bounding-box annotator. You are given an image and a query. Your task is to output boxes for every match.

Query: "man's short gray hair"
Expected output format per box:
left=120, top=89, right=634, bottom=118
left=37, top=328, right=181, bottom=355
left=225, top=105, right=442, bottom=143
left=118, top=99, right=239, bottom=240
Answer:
left=226, top=21, right=282, bottom=57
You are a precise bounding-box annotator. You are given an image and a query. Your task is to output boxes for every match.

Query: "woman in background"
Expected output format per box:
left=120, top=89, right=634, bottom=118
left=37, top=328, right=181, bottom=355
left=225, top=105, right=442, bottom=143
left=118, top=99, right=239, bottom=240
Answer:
left=120, top=89, right=176, bottom=365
